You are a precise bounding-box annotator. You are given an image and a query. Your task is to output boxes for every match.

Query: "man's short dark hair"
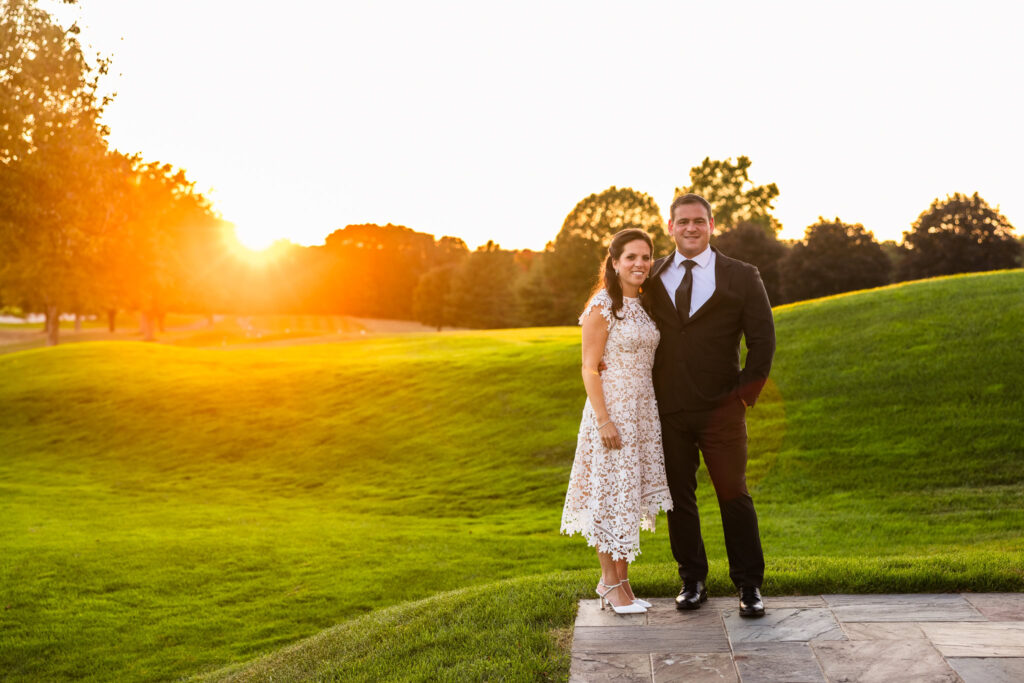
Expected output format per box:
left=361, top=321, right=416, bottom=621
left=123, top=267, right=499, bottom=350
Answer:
left=670, top=193, right=712, bottom=222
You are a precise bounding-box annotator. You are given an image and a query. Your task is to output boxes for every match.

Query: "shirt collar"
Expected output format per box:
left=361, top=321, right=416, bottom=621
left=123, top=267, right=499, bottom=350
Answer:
left=674, top=245, right=713, bottom=269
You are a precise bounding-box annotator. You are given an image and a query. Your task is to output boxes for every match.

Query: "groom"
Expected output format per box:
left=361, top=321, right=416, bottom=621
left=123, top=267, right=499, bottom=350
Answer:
left=643, top=193, right=775, bottom=617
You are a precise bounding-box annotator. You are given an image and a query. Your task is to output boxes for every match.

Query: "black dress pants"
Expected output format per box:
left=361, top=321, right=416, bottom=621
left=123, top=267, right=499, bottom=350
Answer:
left=661, top=397, right=765, bottom=588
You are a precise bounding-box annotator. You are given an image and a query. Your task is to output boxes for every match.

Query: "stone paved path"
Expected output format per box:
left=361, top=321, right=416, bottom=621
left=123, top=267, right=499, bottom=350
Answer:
left=570, top=593, right=1024, bottom=682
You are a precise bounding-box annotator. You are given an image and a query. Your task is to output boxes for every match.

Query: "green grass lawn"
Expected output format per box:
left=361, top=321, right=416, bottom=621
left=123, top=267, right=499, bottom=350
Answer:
left=0, top=314, right=371, bottom=355
left=1, top=271, right=1022, bottom=681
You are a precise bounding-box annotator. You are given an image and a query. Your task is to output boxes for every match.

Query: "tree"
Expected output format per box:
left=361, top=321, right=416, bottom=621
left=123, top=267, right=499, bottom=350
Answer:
left=412, top=264, right=459, bottom=331
left=897, top=192, right=1020, bottom=281
left=319, top=223, right=442, bottom=318
left=675, top=156, right=780, bottom=234
left=545, top=187, right=671, bottom=324
left=411, top=236, right=469, bottom=331
left=0, top=124, right=117, bottom=344
left=711, top=221, right=788, bottom=305
left=515, top=252, right=566, bottom=327
left=445, top=241, right=521, bottom=329
left=0, top=0, right=112, bottom=344
left=879, top=239, right=904, bottom=276
left=0, top=0, right=110, bottom=164
left=99, top=159, right=226, bottom=340
left=781, top=218, right=891, bottom=303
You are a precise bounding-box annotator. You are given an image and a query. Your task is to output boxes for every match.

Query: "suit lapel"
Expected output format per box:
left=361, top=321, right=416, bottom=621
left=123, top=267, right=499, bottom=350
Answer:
left=644, top=253, right=677, bottom=317
left=685, top=248, right=733, bottom=326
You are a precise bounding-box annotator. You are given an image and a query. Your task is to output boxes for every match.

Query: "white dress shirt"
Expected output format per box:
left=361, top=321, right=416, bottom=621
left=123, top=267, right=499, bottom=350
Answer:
left=659, top=246, right=716, bottom=317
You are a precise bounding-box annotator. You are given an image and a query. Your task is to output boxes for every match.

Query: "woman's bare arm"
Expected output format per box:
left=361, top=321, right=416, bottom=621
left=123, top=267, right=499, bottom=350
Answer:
left=581, top=310, right=622, bottom=449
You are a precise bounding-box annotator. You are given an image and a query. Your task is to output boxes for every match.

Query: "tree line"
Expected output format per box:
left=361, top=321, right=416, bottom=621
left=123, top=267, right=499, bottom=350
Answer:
left=406, top=159, right=1021, bottom=330
left=2, top=1, right=1021, bottom=343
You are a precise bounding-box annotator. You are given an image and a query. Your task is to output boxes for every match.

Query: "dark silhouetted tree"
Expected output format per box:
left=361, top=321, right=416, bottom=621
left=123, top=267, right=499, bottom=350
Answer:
left=711, top=221, right=788, bottom=305
left=879, top=240, right=904, bottom=276
left=781, top=218, right=891, bottom=302
left=897, top=193, right=1020, bottom=281
left=675, top=156, right=780, bottom=234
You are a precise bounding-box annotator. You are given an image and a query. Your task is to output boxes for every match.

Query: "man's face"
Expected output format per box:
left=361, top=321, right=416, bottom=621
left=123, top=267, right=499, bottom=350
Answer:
left=669, top=202, right=714, bottom=258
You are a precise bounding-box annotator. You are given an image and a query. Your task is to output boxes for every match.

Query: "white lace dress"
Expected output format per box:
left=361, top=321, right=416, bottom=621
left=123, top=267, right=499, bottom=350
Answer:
left=560, top=289, right=674, bottom=562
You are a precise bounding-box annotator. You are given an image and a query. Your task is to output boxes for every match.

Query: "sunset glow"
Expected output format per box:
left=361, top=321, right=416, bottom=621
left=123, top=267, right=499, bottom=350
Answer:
left=232, top=221, right=284, bottom=252
left=221, top=224, right=284, bottom=266
left=55, top=0, right=1024, bottom=249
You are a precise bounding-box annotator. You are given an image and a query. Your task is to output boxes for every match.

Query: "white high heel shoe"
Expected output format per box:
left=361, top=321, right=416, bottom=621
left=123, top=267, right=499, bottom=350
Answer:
left=621, top=578, right=652, bottom=608
left=596, top=581, right=646, bottom=614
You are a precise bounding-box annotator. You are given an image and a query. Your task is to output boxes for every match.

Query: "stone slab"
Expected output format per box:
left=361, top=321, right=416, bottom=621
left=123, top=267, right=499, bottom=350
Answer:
left=920, top=622, right=1024, bottom=657
left=766, top=595, right=827, bottom=609
left=963, top=593, right=1024, bottom=621
left=824, top=593, right=985, bottom=622
left=724, top=608, right=844, bottom=644
left=639, top=598, right=678, bottom=610
left=650, top=653, right=737, bottom=683
left=646, top=605, right=724, bottom=627
left=569, top=652, right=652, bottom=682
left=577, top=599, right=648, bottom=627
left=947, top=657, right=1024, bottom=683
left=732, top=642, right=825, bottom=683
left=632, top=597, right=728, bottom=613
left=608, top=595, right=823, bottom=611
left=841, top=621, right=927, bottom=640
left=811, top=639, right=959, bottom=682
left=705, top=597, right=737, bottom=611
left=573, top=625, right=730, bottom=654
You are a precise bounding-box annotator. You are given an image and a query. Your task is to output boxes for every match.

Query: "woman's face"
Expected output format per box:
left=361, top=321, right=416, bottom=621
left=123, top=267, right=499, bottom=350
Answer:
left=613, top=239, right=652, bottom=290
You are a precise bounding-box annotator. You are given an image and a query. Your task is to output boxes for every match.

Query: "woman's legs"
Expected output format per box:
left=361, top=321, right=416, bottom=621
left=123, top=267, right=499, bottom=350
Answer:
left=613, top=558, right=636, bottom=600
left=596, top=550, right=633, bottom=607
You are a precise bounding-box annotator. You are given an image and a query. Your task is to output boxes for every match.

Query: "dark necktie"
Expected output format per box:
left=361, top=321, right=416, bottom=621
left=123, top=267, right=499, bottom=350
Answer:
left=675, top=259, right=697, bottom=321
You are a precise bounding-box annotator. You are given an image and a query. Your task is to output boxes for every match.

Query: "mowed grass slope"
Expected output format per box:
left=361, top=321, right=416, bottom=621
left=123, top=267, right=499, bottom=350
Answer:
left=1, top=271, right=1022, bottom=681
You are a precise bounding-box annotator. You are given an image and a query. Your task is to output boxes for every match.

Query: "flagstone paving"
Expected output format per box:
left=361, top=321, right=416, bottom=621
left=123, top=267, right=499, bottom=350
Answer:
left=569, top=593, right=1024, bottom=682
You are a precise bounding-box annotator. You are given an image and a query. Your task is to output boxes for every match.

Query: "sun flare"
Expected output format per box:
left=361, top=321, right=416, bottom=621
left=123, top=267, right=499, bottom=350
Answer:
left=233, top=222, right=281, bottom=251
left=222, top=224, right=284, bottom=266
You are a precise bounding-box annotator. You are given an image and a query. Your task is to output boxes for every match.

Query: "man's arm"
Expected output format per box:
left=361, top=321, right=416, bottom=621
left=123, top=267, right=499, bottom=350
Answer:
left=737, top=266, right=775, bottom=407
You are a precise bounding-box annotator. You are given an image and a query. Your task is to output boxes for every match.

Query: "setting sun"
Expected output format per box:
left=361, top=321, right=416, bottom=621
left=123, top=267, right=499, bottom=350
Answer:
left=221, top=223, right=286, bottom=266
left=232, top=221, right=281, bottom=252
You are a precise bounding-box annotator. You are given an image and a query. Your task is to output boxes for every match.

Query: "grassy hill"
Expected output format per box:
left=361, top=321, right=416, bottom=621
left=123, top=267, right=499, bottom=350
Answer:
left=1, top=271, right=1022, bottom=681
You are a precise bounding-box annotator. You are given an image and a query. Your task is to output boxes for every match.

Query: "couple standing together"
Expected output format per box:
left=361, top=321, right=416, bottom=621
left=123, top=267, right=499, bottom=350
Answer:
left=561, top=192, right=776, bottom=618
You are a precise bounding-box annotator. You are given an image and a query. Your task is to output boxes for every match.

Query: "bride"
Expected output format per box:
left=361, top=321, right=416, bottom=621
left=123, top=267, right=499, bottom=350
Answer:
left=560, top=228, right=673, bottom=614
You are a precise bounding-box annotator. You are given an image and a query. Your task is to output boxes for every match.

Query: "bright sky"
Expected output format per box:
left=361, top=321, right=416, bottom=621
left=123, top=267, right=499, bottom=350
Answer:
left=56, top=0, right=1023, bottom=250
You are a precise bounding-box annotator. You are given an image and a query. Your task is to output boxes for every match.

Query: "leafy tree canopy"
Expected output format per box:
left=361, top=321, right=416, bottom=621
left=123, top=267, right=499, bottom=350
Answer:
left=675, top=156, right=780, bottom=234
left=898, top=192, right=1020, bottom=281
left=554, top=186, right=669, bottom=252
left=446, top=241, right=520, bottom=329
left=0, top=0, right=109, bottom=163
left=781, top=218, right=890, bottom=303
left=543, top=186, right=671, bottom=323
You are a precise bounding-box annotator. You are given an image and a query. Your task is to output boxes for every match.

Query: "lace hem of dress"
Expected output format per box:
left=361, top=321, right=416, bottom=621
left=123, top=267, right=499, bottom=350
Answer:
left=560, top=487, right=674, bottom=563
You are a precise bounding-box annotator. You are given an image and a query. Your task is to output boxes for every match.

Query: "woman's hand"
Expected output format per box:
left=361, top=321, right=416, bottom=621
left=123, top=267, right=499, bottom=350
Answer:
left=598, top=420, right=622, bottom=450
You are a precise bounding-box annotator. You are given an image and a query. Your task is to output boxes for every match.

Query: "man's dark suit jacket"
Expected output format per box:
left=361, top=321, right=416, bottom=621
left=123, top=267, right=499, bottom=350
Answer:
left=643, top=247, right=775, bottom=414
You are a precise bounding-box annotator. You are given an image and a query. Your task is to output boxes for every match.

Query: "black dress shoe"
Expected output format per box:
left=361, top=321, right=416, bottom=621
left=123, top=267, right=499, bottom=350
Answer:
left=675, top=580, right=707, bottom=610
left=739, top=586, right=765, bottom=617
